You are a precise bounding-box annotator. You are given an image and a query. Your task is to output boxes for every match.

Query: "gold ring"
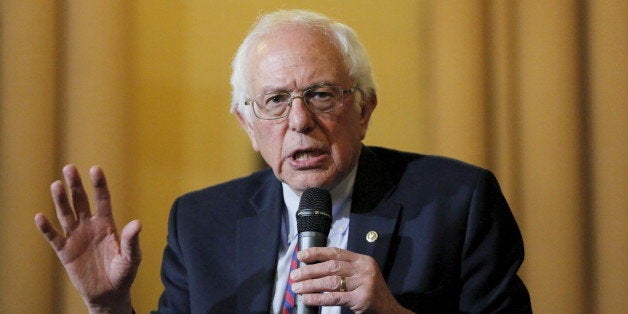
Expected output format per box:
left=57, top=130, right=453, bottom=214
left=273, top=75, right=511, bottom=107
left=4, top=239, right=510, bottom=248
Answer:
left=339, top=276, right=347, bottom=292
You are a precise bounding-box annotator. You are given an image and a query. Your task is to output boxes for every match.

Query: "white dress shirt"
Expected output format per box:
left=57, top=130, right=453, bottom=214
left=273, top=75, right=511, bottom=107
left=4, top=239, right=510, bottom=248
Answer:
left=271, top=166, right=357, bottom=314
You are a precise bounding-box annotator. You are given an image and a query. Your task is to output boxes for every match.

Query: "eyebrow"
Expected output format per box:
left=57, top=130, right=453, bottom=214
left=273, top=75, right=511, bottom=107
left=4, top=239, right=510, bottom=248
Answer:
left=305, top=81, right=336, bottom=89
left=259, top=81, right=338, bottom=95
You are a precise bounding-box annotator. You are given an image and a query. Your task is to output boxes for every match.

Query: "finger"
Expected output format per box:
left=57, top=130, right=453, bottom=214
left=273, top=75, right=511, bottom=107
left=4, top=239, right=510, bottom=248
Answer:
left=291, top=259, right=352, bottom=281
left=63, top=164, right=92, bottom=220
left=34, top=213, right=66, bottom=251
left=292, top=274, right=349, bottom=294
left=298, top=247, right=358, bottom=264
left=89, top=166, right=113, bottom=218
left=120, top=220, right=142, bottom=264
left=302, top=291, right=351, bottom=308
left=51, top=180, right=78, bottom=232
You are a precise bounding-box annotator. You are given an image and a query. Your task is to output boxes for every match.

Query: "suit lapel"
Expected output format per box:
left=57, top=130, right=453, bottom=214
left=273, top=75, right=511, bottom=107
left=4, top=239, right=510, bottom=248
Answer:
left=234, top=147, right=401, bottom=313
left=348, top=147, right=401, bottom=273
left=236, top=174, right=283, bottom=313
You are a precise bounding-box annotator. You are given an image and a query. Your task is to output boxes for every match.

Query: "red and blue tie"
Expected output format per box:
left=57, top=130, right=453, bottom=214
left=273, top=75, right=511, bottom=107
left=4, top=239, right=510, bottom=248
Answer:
left=282, top=245, right=299, bottom=314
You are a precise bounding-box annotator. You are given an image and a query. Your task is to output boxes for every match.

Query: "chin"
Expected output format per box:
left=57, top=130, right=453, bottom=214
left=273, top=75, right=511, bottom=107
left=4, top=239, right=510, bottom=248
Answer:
left=285, top=176, right=338, bottom=194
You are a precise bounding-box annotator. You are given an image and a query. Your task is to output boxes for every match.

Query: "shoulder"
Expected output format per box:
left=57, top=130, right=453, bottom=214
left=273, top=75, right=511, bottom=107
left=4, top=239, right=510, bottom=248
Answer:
left=364, top=146, right=499, bottom=210
left=183, top=167, right=274, bottom=197
left=366, top=146, right=487, bottom=183
left=172, top=167, right=277, bottom=215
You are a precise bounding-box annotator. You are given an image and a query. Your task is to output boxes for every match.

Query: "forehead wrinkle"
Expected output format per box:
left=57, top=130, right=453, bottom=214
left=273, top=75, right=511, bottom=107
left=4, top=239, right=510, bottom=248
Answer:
left=250, top=28, right=349, bottom=95
left=258, top=80, right=340, bottom=96
left=256, top=49, right=341, bottom=82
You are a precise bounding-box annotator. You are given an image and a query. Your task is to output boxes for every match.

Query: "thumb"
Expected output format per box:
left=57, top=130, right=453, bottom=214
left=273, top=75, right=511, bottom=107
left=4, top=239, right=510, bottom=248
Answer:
left=120, top=220, right=142, bottom=264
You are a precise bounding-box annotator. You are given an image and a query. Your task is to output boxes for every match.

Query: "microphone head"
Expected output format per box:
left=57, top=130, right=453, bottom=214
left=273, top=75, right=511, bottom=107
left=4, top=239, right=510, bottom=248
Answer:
left=297, top=187, right=333, bottom=235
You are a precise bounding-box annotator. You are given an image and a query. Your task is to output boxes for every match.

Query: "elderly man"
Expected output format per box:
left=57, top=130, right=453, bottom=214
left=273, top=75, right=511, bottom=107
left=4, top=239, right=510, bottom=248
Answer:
left=35, top=10, right=531, bottom=314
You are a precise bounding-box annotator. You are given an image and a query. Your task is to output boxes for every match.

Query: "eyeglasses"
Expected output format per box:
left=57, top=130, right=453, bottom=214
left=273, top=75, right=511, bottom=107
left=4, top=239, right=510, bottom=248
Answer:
left=245, top=84, right=355, bottom=120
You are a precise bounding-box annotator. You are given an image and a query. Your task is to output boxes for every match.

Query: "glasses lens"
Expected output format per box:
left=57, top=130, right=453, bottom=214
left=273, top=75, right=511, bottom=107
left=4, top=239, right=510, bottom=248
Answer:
left=250, top=86, right=346, bottom=120
left=254, top=93, right=291, bottom=119
left=304, top=86, right=342, bottom=112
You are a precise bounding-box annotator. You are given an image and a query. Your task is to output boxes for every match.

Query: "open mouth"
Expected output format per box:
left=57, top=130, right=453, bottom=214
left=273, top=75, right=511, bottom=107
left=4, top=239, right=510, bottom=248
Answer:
left=292, top=150, right=323, bottom=161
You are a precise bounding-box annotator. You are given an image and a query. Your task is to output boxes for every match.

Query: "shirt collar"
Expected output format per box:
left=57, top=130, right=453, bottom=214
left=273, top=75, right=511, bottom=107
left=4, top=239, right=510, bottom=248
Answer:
left=281, top=165, right=358, bottom=245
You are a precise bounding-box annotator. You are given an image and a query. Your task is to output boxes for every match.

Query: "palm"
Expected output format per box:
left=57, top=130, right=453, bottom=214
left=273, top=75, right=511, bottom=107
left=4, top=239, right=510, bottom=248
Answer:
left=59, top=217, right=132, bottom=300
left=35, top=165, right=141, bottom=308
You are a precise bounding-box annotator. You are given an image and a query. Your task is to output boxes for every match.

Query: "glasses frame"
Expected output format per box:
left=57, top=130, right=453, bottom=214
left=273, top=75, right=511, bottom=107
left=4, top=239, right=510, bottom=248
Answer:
left=244, top=84, right=356, bottom=120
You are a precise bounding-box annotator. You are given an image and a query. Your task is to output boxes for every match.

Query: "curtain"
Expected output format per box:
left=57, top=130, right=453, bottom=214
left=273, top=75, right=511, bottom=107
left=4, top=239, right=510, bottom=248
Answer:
left=1, top=1, right=625, bottom=313
left=423, top=2, right=627, bottom=313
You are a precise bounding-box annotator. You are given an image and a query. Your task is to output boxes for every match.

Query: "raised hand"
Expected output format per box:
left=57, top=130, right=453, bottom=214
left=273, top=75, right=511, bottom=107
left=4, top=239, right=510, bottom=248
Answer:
left=34, top=165, right=141, bottom=314
left=290, top=247, right=413, bottom=314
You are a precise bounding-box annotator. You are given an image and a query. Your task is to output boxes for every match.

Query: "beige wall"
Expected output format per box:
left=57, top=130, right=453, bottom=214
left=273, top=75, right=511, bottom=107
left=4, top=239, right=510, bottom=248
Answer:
left=1, top=1, right=625, bottom=313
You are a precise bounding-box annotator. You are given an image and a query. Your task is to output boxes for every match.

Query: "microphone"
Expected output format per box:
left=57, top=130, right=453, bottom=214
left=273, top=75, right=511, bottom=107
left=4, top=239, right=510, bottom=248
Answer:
left=295, top=187, right=333, bottom=314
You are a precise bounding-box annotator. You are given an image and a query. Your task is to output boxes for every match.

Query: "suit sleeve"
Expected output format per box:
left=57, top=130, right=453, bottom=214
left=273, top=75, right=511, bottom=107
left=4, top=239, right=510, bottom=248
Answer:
left=458, top=170, right=531, bottom=313
left=152, top=199, right=191, bottom=314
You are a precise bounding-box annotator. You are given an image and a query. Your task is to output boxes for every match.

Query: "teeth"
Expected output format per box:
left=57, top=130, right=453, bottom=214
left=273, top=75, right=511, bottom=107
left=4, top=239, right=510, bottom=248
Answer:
left=294, top=151, right=319, bottom=160
left=295, top=152, right=311, bottom=160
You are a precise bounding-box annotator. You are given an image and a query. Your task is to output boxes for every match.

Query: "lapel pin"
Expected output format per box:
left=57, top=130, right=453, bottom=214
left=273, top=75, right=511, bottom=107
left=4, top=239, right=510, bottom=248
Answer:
left=366, top=230, right=378, bottom=243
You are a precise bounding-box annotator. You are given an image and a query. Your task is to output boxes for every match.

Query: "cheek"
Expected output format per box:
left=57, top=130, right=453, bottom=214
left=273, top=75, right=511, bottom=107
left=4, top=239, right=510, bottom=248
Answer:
left=253, top=128, right=284, bottom=164
left=336, top=113, right=364, bottom=142
left=328, top=117, right=363, bottom=158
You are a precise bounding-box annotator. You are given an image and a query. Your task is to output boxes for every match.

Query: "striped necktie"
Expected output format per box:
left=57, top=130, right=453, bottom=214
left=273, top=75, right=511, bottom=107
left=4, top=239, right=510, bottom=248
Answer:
left=282, top=244, right=299, bottom=314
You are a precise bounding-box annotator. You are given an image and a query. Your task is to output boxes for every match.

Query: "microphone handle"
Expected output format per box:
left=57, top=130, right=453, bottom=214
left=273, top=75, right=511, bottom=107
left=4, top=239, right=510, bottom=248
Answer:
left=296, top=231, right=327, bottom=314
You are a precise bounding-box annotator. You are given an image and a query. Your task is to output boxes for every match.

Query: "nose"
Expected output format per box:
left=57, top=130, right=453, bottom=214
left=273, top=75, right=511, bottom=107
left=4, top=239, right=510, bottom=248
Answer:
left=287, top=96, right=315, bottom=133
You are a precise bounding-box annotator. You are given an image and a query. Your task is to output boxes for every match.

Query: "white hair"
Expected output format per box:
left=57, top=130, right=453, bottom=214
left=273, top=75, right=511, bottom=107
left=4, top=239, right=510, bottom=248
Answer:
left=230, top=9, right=377, bottom=122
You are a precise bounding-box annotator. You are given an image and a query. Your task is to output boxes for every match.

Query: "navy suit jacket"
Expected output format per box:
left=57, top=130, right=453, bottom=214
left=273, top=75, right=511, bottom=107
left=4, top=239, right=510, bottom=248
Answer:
left=153, top=146, right=531, bottom=313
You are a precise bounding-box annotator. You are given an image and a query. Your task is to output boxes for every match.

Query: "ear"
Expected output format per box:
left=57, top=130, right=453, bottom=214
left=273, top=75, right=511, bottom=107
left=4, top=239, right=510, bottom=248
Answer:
left=236, top=109, right=260, bottom=152
left=358, top=93, right=377, bottom=140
